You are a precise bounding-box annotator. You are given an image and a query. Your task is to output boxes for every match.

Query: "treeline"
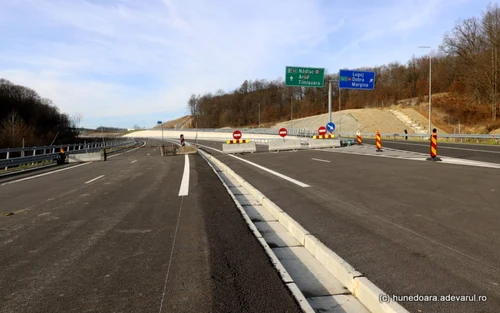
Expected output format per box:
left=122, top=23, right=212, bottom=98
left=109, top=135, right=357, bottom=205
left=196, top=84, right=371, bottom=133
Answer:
left=0, top=79, right=79, bottom=148
left=188, top=3, right=500, bottom=128
left=95, top=126, right=127, bottom=132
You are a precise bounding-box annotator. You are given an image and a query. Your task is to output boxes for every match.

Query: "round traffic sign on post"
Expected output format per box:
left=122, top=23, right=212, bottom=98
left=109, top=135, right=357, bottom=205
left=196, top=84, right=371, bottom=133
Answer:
left=233, top=130, right=242, bottom=140
left=279, top=128, right=288, bottom=138
left=318, top=126, right=327, bottom=135
left=326, top=122, right=336, bottom=133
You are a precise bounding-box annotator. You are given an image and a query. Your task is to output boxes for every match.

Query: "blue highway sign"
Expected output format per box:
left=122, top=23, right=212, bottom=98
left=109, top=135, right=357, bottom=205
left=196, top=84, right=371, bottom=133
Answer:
left=338, top=70, right=375, bottom=90
left=157, top=121, right=162, bottom=124
left=326, top=122, right=336, bottom=133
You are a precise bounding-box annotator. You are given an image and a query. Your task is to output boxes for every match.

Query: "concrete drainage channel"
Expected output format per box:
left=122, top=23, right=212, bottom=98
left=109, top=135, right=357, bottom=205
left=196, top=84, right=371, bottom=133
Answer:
left=198, top=148, right=409, bottom=313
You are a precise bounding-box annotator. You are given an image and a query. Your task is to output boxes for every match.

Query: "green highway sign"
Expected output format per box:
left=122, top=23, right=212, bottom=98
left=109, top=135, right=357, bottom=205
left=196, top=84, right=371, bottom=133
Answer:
left=285, top=66, right=325, bottom=88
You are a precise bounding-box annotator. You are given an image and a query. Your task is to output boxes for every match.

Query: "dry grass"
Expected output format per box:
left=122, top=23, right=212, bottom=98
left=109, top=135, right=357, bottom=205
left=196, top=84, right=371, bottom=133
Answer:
left=397, top=93, right=500, bottom=134
left=155, top=115, right=192, bottom=129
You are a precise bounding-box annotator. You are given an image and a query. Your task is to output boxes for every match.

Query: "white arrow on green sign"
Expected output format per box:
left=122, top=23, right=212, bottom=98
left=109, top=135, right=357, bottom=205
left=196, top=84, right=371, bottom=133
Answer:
left=285, top=66, right=325, bottom=88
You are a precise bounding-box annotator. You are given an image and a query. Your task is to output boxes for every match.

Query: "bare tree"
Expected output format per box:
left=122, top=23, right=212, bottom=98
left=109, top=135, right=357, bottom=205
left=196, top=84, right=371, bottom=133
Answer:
left=0, top=111, right=35, bottom=147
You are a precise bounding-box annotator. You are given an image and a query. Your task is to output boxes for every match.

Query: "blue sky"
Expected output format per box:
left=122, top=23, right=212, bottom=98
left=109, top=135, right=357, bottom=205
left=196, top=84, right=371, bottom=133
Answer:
left=0, top=0, right=493, bottom=129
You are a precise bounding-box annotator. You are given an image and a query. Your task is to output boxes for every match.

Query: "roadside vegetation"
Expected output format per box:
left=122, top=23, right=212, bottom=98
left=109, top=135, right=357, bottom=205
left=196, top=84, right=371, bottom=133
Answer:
left=0, top=78, right=80, bottom=149
left=188, top=3, right=500, bottom=133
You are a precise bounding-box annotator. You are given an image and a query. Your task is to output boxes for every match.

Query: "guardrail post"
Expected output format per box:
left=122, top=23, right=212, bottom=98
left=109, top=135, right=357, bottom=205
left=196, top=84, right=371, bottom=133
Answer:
left=4, top=151, right=9, bottom=170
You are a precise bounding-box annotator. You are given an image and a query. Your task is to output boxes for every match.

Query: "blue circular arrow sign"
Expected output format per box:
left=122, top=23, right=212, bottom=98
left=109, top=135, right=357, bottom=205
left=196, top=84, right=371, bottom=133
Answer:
left=326, top=122, right=336, bottom=132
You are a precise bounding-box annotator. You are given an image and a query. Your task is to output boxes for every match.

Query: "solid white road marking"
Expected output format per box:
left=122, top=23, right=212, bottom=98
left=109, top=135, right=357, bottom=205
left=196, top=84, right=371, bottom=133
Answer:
left=1, top=163, right=90, bottom=186
left=312, top=158, right=331, bottom=163
left=85, top=175, right=105, bottom=184
left=196, top=143, right=310, bottom=188
left=178, top=154, right=190, bottom=196
left=130, top=160, right=137, bottom=164
left=147, top=153, right=151, bottom=156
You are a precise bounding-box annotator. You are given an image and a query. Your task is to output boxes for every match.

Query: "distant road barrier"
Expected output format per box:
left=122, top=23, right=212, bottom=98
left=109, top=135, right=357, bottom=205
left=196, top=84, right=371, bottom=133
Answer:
left=0, top=139, right=136, bottom=170
left=128, top=128, right=499, bottom=143
left=268, top=139, right=302, bottom=152
left=222, top=141, right=257, bottom=154
left=128, top=129, right=500, bottom=150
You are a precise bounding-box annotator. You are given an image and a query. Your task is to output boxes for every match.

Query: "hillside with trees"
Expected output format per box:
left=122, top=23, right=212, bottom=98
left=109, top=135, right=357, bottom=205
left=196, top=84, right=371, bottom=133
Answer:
left=0, top=79, right=80, bottom=149
left=188, top=3, right=500, bottom=133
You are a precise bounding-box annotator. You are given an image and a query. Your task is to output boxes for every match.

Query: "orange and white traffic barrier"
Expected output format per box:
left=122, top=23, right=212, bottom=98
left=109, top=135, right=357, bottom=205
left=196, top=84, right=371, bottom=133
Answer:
left=376, top=130, right=382, bottom=152
left=226, top=139, right=249, bottom=144
left=312, top=134, right=335, bottom=139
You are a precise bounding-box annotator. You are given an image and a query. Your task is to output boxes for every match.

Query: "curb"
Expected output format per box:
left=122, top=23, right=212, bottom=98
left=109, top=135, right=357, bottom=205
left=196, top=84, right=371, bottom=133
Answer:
left=198, top=148, right=409, bottom=313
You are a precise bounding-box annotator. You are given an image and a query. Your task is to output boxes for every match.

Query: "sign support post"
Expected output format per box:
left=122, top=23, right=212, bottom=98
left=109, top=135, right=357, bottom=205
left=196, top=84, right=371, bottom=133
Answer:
left=157, top=121, right=164, bottom=142
left=328, top=80, right=332, bottom=124
left=338, top=88, right=341, bottom=137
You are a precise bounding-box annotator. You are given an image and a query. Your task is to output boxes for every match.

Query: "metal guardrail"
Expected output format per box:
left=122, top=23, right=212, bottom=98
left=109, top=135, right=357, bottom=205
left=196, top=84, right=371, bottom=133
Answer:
left=1, top=139, right=136, bottom=170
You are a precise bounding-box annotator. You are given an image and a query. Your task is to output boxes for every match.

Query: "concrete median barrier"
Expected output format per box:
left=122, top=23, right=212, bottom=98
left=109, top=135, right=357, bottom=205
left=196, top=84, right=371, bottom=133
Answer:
left=68, top=151, right=105, bottom=163
left=222, top=141, right=256, bottom=154
left=268, top=139, right=302, bottom=152
left=308, top=139, right=340, bottom=149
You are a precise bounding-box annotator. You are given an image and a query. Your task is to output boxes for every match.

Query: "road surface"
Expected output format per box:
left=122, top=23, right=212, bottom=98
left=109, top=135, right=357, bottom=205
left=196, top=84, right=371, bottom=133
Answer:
left=192, top=139, right=500, bottom=313
left=0, top=141, right=302, bottom=313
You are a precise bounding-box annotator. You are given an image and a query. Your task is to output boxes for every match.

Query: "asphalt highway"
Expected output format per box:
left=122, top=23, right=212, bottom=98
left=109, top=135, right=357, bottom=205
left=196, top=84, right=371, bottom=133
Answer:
left=0, top=141, right=302, bottom=313
left=362, top=138, right=500, bottom=163
left=192, top=139, right=500, bottom=313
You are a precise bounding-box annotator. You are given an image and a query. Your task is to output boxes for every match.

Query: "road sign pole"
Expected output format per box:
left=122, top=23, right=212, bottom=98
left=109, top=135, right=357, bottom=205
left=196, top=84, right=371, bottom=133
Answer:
left=338, top=88, right=342, bottom=138
left=328, top=80, right=332, bottom=124
left=161, top=124, right=164, bottom=142
left=429, top=51, right=432, bottom=138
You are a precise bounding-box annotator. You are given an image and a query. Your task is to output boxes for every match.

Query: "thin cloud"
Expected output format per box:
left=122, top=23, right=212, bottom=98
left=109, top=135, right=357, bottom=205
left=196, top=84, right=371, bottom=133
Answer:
left=0, top=0, right=492, bottom=128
